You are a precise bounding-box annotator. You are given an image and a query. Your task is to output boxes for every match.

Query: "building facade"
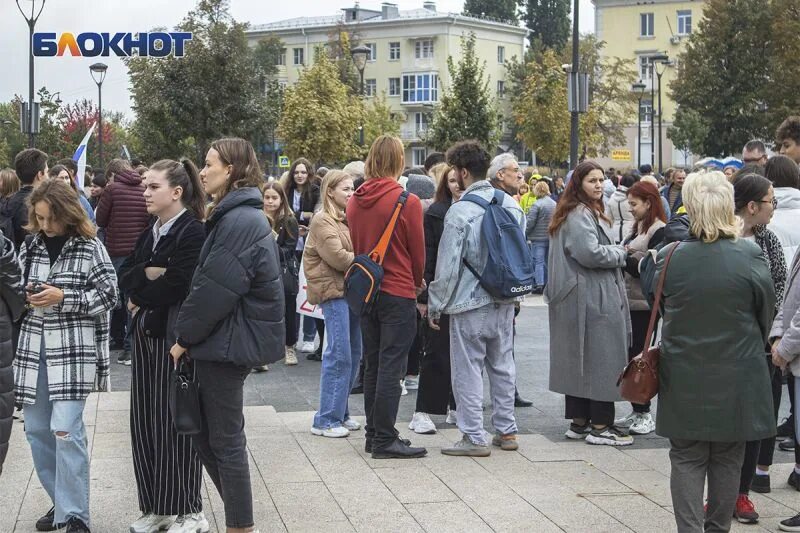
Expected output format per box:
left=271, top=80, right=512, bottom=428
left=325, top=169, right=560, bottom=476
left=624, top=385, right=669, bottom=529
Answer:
left=592, top=0, right=706, bottom=172
left=246, top=2, right=527, bottom=167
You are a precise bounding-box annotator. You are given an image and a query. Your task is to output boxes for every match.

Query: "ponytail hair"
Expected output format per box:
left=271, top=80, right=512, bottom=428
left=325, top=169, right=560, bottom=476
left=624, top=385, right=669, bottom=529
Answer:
left=149, top=159, right=207, bottom=220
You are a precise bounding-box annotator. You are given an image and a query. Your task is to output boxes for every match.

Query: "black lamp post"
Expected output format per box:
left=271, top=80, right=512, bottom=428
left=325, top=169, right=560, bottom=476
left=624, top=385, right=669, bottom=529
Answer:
left=16, top=0, right=46, bottom=148
left=647, top=53, right=669, bottom=171
left=569, top=0, right=580, bottom=169
left=350, top=44, right=370, bottom=147
left=632, top=81, right=646, bottom=168
left=90, top=63, right=108, bottom=171
left=655, top=59, right=673, bottom=175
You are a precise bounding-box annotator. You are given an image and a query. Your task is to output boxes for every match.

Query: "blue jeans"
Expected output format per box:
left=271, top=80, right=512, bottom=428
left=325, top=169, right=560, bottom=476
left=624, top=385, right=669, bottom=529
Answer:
left=24, top=339, right=90, bottom=526
left=532, top=240, right=549, bottom=288
left=314, top=298, right=363, bottom=429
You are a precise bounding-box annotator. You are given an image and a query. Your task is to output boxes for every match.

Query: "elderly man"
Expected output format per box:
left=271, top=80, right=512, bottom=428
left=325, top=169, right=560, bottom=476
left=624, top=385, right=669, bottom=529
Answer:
left=488, top=153, right=524, bottom=196
left=742, top=140, right=769, bottom=166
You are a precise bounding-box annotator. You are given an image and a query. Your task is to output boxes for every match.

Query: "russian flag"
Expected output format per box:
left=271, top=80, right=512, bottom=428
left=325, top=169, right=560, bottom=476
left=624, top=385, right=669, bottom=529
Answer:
left=72, top=123, right=96, bottom=188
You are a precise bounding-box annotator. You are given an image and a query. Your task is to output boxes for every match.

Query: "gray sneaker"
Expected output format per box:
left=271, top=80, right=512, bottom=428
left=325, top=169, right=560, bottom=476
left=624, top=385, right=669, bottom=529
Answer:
left=441, top=435, right=490, bottom=457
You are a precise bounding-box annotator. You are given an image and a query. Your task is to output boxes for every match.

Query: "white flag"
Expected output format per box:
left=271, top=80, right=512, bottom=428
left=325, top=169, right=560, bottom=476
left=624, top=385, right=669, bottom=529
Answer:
left=72, top=123, right=97, bottom=187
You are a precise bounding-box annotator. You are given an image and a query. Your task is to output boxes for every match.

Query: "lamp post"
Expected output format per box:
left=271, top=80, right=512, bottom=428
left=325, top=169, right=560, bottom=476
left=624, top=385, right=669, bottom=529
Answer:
left=647, top=53, right=669, bottom=171
left=90, top=63, right=108, bottom=171
left=16, top=0, right=47, bottom=148
left=569, top=0, right=580, bottom=169
left=350, top=44, right=370, bottom=147
left=655, top=60, right=673, bottom=175
left=632, top=81, right=646, bottom=168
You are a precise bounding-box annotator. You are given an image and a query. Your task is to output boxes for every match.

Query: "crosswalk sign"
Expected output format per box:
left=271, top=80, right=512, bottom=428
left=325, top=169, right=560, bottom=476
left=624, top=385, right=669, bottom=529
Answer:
left=279, top=156, right=290, bottom=168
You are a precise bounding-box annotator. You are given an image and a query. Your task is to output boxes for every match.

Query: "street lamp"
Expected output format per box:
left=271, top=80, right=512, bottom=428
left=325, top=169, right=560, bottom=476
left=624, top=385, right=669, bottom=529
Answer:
left=90, top=62, right=108, bottom=171
left=655, top=60, right=672, bottom=175
left=646, top=53, right=669, bottom=174
left=16, top=0, right=47, bottom=148
left=569, top=0, right=580, bottom=169
left=632, top=81, right=647, bottom=168
left=350, top=44, right=370, bottom=147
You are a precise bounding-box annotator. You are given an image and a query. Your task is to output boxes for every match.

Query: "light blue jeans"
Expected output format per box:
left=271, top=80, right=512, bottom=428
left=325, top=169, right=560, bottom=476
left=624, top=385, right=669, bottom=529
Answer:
left=314, top=298, right=363, bottom=429
left=532, top=240, right=549, bottom=288
left=24, top=338, right=90, bottom=526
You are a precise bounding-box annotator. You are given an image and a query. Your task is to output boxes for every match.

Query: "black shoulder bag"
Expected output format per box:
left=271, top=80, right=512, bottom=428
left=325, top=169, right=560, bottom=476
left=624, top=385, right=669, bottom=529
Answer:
left=169, top=356, right=202, bottom=435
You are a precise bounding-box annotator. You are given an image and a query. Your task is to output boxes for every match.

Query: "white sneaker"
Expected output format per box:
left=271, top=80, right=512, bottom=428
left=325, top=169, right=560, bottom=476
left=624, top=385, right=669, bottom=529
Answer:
left=404, top=375, right=419, bottom=390
left=408, top=412, right=436, bottom=434
left=130, top=513, right=176, bottom=533
left=311, top=425, right=350, bottom=438
left=284, top=346, right=298, bottom=366
left=297, top=341, right=315, bottom=353
left=614, top=411, right=638, bottom=429
left=343, top=418, right=361, bottom=431
left=446, top=409, right=457, bottom=425
left=167, top=513, right=209, bottom=533
left=401, top=379, right=408, bottom=396
left=629, top=412, right=656, bottom=435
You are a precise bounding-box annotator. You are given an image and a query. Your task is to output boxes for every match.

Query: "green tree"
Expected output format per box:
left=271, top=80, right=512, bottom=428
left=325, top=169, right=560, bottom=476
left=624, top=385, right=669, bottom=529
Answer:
left=425, top=33, right=502, bottom=152
left=766, top=0, right=800, bottom=128
left=463, top=0, right=518, bottom=23
left=277, top=53, right=362, bottom=164
left=520, top=0, right=571, bottom=50
left=667, top=107, right=709, bottom=163
left=125, top=0, right=276, bottom=163
left=326, top=23, right=362, bottom=94
left=670, top=0, right=772, bottom=156
left=362, top=93, right=403, bottom=157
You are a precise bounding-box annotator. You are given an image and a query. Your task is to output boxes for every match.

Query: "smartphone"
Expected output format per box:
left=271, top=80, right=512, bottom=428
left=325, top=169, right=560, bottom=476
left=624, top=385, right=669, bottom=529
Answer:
left=26, top=282, right=44, bottom=294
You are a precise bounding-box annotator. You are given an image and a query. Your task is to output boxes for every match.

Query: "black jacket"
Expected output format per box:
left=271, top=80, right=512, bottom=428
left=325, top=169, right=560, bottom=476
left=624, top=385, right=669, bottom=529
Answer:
left=175, top=188, right=285, bottom=367
left=1, top=186, right=33, bottom=250
left=641, top=214, right=690, bottom=306
left=290, top=184, right=320, bottom=227
left=418, top=200, right=450, bottom=304
left=275, top=215, right=298, bottom=261
left=0, top=235, right=24, bottom=475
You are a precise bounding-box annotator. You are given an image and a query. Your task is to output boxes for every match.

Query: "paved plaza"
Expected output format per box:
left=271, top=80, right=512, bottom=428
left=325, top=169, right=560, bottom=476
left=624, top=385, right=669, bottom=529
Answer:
left=2, top=304, right=799, bottom=532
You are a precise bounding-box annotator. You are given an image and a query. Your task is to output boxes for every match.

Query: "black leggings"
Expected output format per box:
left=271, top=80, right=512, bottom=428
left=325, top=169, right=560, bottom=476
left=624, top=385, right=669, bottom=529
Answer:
left=415, top=314, right=456, bottom=415
left=565, top=395, right=614, bottom=427
left=629, top=310, right=657, bottom=413
left=739, top=358, right=782, bottom=494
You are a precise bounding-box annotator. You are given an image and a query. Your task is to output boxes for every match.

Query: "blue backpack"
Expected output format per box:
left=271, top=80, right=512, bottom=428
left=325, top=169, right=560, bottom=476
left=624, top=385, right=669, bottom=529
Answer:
left=461, top=189, right=535, bottom=299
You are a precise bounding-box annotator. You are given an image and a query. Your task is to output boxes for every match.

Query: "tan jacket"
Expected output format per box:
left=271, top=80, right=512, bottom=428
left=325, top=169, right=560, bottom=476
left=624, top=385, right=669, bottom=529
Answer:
left=303, top=212, right=354, bottom=305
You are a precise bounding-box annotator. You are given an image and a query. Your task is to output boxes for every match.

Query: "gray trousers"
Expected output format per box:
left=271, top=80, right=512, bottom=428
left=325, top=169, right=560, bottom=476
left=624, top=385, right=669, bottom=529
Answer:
left=449, top=303, right=517, bottom=445
left=669, top=439, right=745, bottom=533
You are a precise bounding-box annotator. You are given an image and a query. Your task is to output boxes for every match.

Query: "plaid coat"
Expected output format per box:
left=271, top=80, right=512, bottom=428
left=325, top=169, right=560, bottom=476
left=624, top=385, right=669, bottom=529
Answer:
left=13, top=234, right=118, bottom=407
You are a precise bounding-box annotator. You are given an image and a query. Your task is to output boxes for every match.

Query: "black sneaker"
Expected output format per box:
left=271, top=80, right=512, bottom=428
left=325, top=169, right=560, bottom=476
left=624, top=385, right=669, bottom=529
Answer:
left=365, top=437, right=411, bottom=453
left=789, top=471, right=800, bottom=491
left=116, top=351, right=131, bottom=365
left=306, top=351, right=322, bottom=361
left=778, top=417, right=794, bottom=438
left=780, top=438, right=796, bottom=452
left=564, top=422, right=591, bottom=440
left=35, top=507, right=65, bottom=532
left=780, top=512, right=800, bottom=532
left=751, top=473, right=771, bottom=493
left=65, top=517, right=90, bottom=533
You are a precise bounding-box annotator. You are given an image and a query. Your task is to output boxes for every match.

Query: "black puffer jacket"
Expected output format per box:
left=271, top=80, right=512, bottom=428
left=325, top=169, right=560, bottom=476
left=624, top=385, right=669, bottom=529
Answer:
left=0, top=235, right=24, bottom=475
left=175, top=188, right=285, bottom=367
left=417, top=200, right=450, bottom=305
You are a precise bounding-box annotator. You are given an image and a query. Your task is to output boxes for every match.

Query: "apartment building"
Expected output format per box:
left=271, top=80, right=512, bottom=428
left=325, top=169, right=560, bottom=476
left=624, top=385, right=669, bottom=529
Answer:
left=246, top=2, right=527, bottom=166
left=592, top=0, right=706, bottom=171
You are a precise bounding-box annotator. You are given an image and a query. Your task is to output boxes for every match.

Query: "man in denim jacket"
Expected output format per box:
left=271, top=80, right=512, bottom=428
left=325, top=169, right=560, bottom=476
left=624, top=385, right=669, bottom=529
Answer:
left=427, top=141, right=525, bottom=456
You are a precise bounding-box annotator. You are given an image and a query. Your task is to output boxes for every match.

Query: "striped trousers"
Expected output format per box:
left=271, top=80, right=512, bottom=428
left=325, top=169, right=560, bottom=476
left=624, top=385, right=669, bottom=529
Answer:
left=130, top=311, right=203, bottom=515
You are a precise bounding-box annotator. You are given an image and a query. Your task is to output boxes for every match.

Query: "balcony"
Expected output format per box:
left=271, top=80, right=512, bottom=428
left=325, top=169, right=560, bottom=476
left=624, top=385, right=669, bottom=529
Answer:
left=400, top=126, right=428, bottom=142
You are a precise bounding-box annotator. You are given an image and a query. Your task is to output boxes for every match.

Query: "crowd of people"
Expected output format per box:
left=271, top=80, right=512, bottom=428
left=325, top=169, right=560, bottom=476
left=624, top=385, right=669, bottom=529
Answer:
left=2, top=115, right=800, bottom=532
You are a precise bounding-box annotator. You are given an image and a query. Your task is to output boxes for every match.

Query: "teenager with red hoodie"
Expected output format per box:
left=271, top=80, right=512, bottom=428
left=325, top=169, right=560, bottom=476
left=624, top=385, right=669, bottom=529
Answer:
left=346, top=135, right=427, bottom=459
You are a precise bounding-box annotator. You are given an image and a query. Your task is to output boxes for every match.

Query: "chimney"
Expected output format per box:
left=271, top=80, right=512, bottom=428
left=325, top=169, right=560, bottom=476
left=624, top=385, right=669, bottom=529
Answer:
left=423, top=1, right=436, bottom=12
left=382, top=2, right=399, bottom=19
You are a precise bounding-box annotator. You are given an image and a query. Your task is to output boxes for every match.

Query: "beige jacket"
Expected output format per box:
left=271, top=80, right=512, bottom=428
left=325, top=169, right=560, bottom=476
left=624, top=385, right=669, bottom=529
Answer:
left=303, top=212, right=354, bottom=305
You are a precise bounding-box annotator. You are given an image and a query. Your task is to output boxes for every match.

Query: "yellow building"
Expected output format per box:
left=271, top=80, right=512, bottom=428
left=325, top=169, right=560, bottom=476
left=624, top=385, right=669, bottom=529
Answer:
left=592, top=0, right=705, bottom=172
left=246, top=2, right=527, bottom=167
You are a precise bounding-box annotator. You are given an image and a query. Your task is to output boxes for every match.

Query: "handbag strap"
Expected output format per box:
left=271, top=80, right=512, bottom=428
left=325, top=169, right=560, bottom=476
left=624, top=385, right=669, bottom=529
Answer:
left=369, top=190, right=409, bottom=265
left=643, top=241, right=680, bottom=350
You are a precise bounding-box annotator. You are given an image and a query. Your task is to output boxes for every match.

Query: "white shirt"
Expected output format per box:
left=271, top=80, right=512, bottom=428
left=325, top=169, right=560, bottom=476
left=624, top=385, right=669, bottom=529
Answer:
left=152, top=208, right=187, bottom=251
left=293, top=190, right=304, bottom=251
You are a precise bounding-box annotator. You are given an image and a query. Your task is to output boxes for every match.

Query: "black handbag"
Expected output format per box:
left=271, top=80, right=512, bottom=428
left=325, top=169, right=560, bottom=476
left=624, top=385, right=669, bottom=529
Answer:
left=169, top=357, right=202, bottom=435
left=281, top=249, right=300, bottom=295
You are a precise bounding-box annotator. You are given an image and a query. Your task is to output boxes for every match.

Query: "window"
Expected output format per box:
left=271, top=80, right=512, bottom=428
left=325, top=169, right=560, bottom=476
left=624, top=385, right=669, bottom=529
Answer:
left=366, top=43, right=377, bottom=62
left=640, top=13, right=654, bottom=37
left=412, top=147, right=427, bottom=166
left=415, top=40, right=434, bottom=59
left=677, top=10, right=692, bottom=35
left=276, top=49, right=285, bottom=66
left=639, top=56, right=653, bottom=81
left=497, top=46, right=505, bottom=64
left=415, top=112, right=428, bottom=134
left=365, top=79, right=377, bottom=97
left=402, top=73, right=439, bottom=103
left=293, top=47, right=304, bottom=65
left=497, top=80, right=506, bottom=98
left=388, top=77, right=401, bottom=96
left=640, top=99, right=653, bottom=123
left=389, top=42, right=400, bottom=61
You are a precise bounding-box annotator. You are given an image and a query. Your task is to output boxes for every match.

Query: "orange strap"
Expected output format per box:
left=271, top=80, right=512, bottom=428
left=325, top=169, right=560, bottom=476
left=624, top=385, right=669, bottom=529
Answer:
left=369, top=196, right=405, bottom=265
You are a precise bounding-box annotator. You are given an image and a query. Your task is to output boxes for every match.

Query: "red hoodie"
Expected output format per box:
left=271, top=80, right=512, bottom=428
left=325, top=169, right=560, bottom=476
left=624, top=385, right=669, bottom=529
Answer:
left=347, top=177, right=425, bottom=300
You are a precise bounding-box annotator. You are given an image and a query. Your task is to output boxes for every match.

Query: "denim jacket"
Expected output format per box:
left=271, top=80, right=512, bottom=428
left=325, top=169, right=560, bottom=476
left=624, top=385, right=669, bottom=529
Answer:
left=427, top=180, right=525, bottom=319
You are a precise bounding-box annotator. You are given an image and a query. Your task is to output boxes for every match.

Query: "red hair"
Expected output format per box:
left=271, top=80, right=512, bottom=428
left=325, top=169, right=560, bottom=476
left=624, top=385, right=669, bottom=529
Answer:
left=549, top=161, right=609, bottom=236
left=626, top=181, right=667, bottom=235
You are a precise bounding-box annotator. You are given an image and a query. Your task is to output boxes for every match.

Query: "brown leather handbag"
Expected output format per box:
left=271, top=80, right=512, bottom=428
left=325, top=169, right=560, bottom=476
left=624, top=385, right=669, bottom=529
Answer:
left=617, top=242, right=680, bottom=404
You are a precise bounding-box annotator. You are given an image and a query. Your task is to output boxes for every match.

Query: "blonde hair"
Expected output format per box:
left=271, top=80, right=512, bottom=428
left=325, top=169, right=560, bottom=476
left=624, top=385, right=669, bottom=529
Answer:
left=682, top=170, right=741, bottom=243
left=533, top=181, right=550, bottom=198
left=641, top=175, right=659, bottom=187
left=428, top=162, right=450, bottom=186
left=365, top=135, right=404, bottom=180
left=320, top=170, right=353, bottom=221
left=0, top=168, right=20, bottom=198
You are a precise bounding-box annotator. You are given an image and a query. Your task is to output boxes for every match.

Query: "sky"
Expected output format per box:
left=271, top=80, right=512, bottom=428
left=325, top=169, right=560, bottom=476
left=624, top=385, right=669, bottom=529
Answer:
left=0, top=0, right=595, bottom=121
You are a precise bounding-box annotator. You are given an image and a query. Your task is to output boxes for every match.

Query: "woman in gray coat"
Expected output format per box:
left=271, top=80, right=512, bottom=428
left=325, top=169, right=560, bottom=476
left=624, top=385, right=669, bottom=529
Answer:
left=545, top=161, right=632, bottom=447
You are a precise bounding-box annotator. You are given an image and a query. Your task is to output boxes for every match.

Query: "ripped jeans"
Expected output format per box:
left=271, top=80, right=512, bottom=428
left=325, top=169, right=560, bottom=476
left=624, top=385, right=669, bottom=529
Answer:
left=24, top=337, right=90, bottom=526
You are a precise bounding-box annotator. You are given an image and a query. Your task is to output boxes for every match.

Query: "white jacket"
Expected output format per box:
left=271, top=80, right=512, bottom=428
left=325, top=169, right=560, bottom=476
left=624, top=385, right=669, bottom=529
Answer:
left=604, top=187, right=636, bottom=244
left=769, top=187, right=800, bottom=269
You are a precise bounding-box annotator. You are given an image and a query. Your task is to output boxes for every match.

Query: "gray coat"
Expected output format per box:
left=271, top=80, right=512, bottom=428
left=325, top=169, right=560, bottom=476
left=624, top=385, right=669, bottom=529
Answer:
left=546, top=205, right=631, bottom=402
left=525, top=196, right=556, bottom=242
left=772, top=247, right=800, bottom=377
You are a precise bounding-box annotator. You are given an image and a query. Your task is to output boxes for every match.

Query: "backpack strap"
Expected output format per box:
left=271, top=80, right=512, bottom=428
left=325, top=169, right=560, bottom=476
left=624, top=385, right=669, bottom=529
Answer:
left=369, top=191, right=409, bottom=265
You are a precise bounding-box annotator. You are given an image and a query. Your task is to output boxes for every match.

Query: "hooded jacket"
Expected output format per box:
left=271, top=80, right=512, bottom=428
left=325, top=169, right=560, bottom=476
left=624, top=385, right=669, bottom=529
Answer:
left=346, top=177, right=424, bottom=300
left=605, top=187, right=636, bottom=244
left=769, top=187, right=800, bottom=270
left=95, top=169, right=151, bottom=257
